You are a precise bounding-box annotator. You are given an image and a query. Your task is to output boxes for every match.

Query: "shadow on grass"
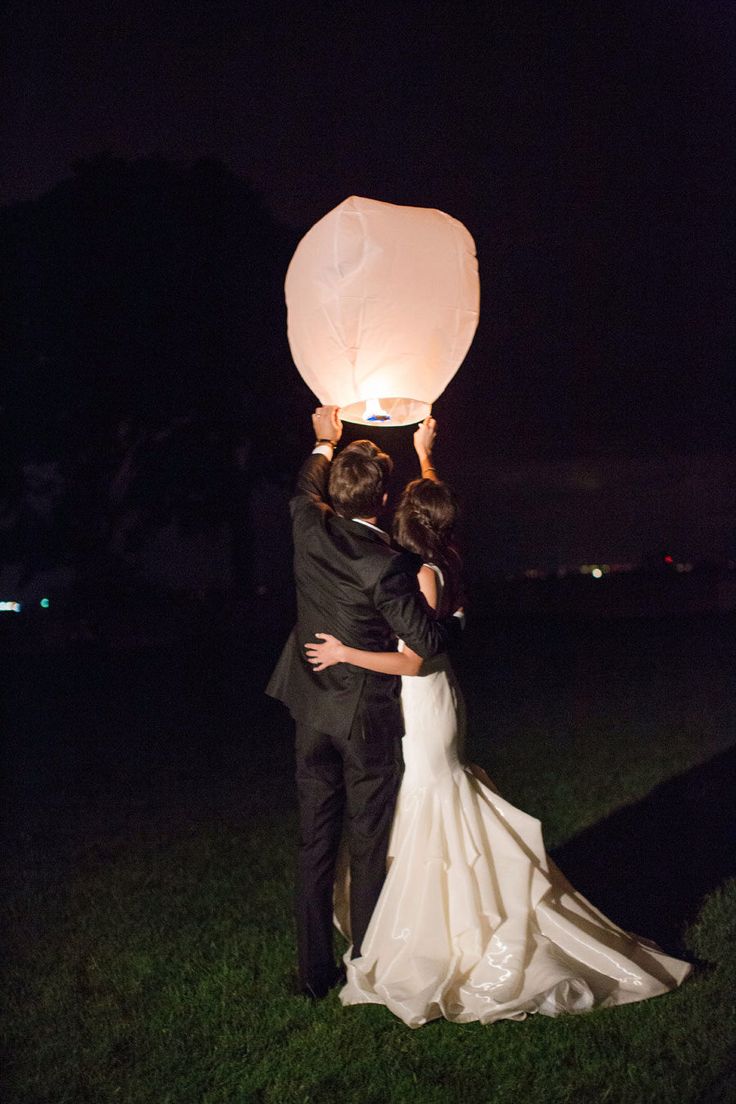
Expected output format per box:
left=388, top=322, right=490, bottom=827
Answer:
left=550, top=743, right=736, bottom=954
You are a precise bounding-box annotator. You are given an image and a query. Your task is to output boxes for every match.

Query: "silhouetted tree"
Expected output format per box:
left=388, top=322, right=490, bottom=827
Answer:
left=2, top=154, right=303, bottom=444
left=1, top=155, right=312, bottom=599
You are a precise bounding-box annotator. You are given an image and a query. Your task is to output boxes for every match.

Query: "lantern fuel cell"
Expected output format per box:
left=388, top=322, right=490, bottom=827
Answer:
left=285, top=196, right=480, bottom=426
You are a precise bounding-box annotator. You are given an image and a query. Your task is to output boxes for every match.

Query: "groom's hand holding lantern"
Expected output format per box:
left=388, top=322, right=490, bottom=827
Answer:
left=312, top=405, right=343, bottom=450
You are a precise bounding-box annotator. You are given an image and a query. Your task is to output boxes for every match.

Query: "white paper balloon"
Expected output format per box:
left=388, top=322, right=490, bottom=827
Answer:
left=285, top=196, right=480, bottom=426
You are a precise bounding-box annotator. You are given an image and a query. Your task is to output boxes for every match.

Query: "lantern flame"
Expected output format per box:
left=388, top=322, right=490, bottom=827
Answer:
left=363, top=398, right=390, bottom=422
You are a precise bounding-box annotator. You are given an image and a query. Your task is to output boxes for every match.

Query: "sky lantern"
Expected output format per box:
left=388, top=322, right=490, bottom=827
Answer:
left=285, top=195, right=480, bottom=426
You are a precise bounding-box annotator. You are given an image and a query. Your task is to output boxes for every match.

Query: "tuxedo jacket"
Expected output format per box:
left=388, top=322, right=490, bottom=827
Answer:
left=266, top=452, right=461, bottom=743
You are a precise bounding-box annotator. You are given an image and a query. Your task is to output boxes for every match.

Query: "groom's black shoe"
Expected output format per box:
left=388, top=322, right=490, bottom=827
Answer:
left=295, top=965, right=346, bottom=1001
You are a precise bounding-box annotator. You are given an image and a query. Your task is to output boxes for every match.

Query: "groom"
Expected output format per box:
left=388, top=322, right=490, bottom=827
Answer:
left=267, top=405, right=461, bottom=999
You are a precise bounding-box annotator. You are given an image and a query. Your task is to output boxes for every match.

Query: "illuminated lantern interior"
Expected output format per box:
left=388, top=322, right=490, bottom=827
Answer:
left=285, top=196, right=480, bottom=426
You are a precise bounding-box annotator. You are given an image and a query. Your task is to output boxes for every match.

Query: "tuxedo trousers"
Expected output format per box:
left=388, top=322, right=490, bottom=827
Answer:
left=294, top=714, right=403, bottom=993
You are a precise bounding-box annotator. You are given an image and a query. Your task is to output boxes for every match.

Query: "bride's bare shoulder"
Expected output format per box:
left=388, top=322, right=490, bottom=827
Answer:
left=417, top=563, right=439, bottom=611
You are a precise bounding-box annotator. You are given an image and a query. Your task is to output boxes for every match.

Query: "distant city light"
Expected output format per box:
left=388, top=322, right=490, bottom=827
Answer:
left=506, top=560, right=701, bottom=582
left=580, top=564, right=608, bottom=576
left=40, top=597, right=50, bottom=608
left=0, top=600, right=22, bottom=612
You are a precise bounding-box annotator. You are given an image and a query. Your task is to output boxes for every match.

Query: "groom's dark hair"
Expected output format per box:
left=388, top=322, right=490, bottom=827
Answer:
left=329, top=440, right=393, bottom=518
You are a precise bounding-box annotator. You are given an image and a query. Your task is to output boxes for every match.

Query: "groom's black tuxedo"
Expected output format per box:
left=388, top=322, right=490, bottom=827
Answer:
left=267, top=451, right=460, bottom=995
left=267, top=452, right=457, bottom=741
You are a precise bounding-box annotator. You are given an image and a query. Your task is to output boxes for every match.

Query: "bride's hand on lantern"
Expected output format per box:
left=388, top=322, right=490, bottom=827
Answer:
left=304, top=633, right=347, bottom=671
left=413, top=416, right=437, bottom=463
left=312, top=406, right=343, bottom=446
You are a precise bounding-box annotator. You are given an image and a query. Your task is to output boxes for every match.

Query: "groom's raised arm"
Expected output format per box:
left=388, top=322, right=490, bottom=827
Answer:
left=374, top=551, right=462, bottom=660
left=290, top=452, right=332, bottom=519
left=290, top=405, right=343, bottom=523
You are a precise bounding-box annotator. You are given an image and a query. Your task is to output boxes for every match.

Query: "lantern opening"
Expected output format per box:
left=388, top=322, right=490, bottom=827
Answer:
left=339, top=397, right=431, bottom=428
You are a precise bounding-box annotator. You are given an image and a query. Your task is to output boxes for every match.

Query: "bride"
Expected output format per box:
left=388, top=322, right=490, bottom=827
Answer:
left=305, top=418, right=691, bottom=1028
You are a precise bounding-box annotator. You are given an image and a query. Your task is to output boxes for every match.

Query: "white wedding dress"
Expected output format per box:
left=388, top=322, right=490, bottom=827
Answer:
left=335, top=565, right=691, bottom=1027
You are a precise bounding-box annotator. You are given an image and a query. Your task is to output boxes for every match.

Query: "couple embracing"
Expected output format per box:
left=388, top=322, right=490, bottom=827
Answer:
left=267, top=406, right=690, bottom=1029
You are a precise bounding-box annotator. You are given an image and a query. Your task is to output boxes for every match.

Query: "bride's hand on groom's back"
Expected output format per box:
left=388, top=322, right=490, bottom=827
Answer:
left=304, top=633, right=346, bottom=671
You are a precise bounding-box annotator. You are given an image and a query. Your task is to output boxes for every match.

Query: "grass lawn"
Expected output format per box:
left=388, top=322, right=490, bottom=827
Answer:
left=2, top=610, right=735, bottom=1103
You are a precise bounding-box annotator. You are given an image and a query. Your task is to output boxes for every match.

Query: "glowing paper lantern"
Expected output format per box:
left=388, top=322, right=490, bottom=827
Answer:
left=285, top=195, right=480, bottom=426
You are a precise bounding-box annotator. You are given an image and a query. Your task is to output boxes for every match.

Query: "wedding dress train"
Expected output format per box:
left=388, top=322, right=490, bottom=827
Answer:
left=335, top=569, right=691, bottom=1028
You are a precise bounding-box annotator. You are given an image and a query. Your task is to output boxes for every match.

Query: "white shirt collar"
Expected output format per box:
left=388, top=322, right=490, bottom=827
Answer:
left=351, top=517, right=390, bottom=543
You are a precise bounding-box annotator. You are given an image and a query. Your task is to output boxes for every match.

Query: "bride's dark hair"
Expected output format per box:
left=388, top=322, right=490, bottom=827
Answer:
left=393, top=478, right=463, bottom=617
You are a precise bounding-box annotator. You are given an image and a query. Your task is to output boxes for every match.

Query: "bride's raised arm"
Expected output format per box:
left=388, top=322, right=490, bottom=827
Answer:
left=414, top=416, right=440, bottom=482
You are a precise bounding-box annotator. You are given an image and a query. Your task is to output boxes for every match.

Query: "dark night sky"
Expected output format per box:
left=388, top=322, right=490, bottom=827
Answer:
left=3, top=0, right=735, bottom=565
